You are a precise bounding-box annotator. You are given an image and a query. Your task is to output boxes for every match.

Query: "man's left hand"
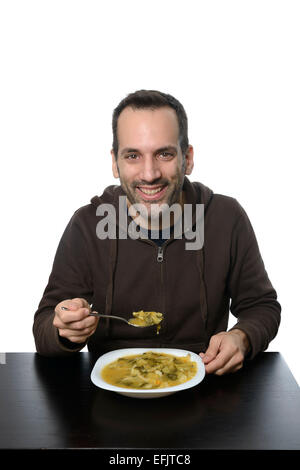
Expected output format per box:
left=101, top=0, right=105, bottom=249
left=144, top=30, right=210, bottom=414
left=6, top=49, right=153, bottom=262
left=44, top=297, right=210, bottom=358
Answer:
left=199, top=329, right=250, bottom=375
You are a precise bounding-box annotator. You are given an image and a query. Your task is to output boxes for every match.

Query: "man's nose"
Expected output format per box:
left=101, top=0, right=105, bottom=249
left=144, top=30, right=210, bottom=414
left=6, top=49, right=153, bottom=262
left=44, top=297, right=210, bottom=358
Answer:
left=139, top=156, right=162, bottom=182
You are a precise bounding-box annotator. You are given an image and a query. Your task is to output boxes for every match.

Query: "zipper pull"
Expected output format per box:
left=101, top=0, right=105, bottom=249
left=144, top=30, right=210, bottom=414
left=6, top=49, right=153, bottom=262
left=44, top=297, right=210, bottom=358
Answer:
left=157, top=246, right=164, bottom=262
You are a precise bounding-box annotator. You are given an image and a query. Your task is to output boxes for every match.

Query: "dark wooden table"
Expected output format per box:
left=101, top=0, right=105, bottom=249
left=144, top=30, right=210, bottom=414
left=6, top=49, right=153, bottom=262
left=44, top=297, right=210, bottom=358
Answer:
left=0, top=352, right=299, bottom=462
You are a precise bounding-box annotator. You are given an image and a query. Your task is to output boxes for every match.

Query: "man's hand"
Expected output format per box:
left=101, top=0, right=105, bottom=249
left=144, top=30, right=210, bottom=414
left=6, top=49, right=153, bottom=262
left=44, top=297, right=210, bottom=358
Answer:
left=53, top=298, right=99, bottom=344
left=199, top=329, right=250, bottom=375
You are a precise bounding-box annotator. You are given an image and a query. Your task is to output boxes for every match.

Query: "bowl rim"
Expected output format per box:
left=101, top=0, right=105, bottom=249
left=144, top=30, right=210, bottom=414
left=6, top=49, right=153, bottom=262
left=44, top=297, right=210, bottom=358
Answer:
left=90, top=347, right=205, bottom=394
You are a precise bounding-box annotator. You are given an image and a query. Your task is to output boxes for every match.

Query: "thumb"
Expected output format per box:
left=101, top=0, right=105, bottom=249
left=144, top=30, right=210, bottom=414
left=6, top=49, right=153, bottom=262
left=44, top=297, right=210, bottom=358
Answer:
left=203, top=334, right=222, bottom=363
left=70, top=297, right=90, bottom=310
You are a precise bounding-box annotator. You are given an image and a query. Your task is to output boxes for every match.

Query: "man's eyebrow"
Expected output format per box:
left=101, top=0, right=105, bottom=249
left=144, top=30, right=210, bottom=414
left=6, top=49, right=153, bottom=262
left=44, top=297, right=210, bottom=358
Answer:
left=120, top=148, right=140, bottom=156
left=120, top=145, right=178, bottom=156
left=155, top=146, right=178, bottom=154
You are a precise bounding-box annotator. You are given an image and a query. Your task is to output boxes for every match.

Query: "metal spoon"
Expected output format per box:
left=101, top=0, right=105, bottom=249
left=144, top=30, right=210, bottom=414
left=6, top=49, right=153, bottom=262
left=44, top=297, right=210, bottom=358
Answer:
left=89, top=311, right=151, bottom=327
left=60, top=306, right=154, bottom=328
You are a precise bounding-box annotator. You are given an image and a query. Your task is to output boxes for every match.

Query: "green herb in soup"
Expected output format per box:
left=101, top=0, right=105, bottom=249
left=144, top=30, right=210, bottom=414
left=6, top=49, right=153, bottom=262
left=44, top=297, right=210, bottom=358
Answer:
left=101, top=351, right=197, bottom=389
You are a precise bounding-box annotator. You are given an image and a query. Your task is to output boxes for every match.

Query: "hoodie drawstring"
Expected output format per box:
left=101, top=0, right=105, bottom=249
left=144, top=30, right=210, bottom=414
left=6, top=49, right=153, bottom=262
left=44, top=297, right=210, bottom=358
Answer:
left=195, top=184, right=213, bottom=333
left=104, top=237, right=118, bottom=337
left=196, top=248, right=208, bottom=329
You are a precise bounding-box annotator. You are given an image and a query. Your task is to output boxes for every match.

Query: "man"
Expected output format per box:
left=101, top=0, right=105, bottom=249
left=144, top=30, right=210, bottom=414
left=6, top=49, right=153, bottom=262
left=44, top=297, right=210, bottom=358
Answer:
left=33, top=90, right=281, bottom=375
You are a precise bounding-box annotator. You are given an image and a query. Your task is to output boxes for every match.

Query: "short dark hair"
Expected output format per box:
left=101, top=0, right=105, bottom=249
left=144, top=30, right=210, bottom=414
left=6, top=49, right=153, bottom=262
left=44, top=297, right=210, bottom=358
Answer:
left=112, top=89, right=189, bottom=158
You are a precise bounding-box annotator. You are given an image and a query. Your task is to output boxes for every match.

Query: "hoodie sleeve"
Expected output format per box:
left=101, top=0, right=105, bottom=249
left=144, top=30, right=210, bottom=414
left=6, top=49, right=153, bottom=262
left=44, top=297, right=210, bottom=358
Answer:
left=228, top=203, right=281, bottom=359
left=32, top=211, right=93, bottom=356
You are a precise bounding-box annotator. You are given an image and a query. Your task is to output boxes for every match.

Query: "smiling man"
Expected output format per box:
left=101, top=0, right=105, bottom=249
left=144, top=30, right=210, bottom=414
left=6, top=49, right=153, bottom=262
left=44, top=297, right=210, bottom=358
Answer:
left=111, top=105, right=195, bottom=238
left=33, top=90, right=281, bottom=375
left=112, top=106, right=193, bottom=217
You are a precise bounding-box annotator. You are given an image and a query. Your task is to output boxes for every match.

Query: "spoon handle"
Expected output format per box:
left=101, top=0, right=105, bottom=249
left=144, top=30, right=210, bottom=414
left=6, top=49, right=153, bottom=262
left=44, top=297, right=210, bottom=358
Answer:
left=89, top=312, right=129, bottom=324
left=60, top=306, right=130, bottom=325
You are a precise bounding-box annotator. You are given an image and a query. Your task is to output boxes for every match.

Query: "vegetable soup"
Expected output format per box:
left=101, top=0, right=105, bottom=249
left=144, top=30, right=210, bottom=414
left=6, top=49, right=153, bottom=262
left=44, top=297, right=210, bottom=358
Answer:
left=101, top=351, right=197, bottom=389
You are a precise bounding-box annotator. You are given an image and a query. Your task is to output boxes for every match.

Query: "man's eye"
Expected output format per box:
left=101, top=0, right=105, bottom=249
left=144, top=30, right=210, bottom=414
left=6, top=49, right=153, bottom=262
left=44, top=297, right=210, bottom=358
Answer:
left=126, top=154, right=139, bottom=160
left=159, top=152, right=174, bottom=159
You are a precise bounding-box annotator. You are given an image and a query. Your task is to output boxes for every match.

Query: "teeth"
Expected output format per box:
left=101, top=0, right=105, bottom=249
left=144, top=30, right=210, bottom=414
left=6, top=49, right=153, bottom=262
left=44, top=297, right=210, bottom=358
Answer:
left=139, top=186, right=163, bottom=195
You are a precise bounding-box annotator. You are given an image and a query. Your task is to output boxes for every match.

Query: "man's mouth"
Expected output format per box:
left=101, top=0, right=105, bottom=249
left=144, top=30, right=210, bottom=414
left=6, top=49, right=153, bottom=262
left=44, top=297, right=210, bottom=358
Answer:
left=136, top=185, right=168, bottom=200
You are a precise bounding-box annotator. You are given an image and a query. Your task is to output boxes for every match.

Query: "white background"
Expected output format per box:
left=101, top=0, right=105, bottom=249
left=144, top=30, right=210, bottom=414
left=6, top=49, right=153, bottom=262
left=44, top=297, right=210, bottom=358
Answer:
left=0, top=1, right=299, bottom=385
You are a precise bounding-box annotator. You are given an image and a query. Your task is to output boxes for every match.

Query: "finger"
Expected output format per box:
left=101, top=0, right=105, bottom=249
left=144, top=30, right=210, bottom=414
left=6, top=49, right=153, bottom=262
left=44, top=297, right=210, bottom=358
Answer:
left=68, top=298, right=89, bottom=310
left=59, top=298, right=89, bottom=312
left=54, top=312, right=98, bottom=330
left=58, top=306, right=90, bottom=324
left=202, top=335, right=223, bottom=364
left=54, top=310, right=98, bottom=332
left=204, top=347, right=234, bottom=374
left=208, top=348, right=244, bottom=375
left=66, top=315, right=98, bottom=331
left=59, top=325, right=96, bottom=338
left=67, top=326, right=98, bottom=344
left=59, top=326, right=96, bottom=338
left=58, top=299, right=81, bottom=311
left=214, top=355, right=244, bottom=376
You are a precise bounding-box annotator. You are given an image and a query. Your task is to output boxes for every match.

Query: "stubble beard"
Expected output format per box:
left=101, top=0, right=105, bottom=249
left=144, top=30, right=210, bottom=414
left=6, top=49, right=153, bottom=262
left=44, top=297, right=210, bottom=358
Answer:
left=119, top=165, right=186, bottom=229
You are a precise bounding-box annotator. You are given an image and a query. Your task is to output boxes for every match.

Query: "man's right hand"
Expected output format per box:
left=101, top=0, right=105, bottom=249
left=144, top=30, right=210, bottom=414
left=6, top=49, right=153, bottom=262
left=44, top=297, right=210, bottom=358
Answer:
left=53, top=298, right=99, bottom=344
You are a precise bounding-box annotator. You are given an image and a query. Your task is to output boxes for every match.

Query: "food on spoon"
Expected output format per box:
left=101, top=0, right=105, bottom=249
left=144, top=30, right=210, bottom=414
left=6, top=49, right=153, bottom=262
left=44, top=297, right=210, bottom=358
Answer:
left=128, top=310, right=163, bottom=334
left=101, top=351, right=197, bottom=389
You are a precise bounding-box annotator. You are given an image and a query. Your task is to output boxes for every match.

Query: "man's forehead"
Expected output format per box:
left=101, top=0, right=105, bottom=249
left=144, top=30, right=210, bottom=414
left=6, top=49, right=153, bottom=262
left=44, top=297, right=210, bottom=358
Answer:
left=117, top=106, right=180, bottom=146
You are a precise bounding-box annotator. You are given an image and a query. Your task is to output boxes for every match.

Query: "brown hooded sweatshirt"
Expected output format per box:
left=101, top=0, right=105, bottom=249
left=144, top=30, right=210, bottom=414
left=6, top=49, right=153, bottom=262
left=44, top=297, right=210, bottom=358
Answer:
left=33, top=177, right=281, bottom=358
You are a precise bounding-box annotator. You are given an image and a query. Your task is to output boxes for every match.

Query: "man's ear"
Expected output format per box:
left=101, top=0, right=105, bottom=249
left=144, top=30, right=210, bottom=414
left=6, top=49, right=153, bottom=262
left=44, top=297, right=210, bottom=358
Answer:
left=111, top=150, right=119, bottom=178
left=184, top=145, right=194, bottom=175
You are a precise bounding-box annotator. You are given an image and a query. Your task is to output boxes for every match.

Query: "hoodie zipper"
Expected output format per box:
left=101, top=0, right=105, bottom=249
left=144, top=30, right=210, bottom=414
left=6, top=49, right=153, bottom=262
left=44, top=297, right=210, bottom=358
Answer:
left=157, top=245, right=166, bottom=338
left=157, top=246, right=164, bottom=293
left=157, top=246, right=164, bottom=262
